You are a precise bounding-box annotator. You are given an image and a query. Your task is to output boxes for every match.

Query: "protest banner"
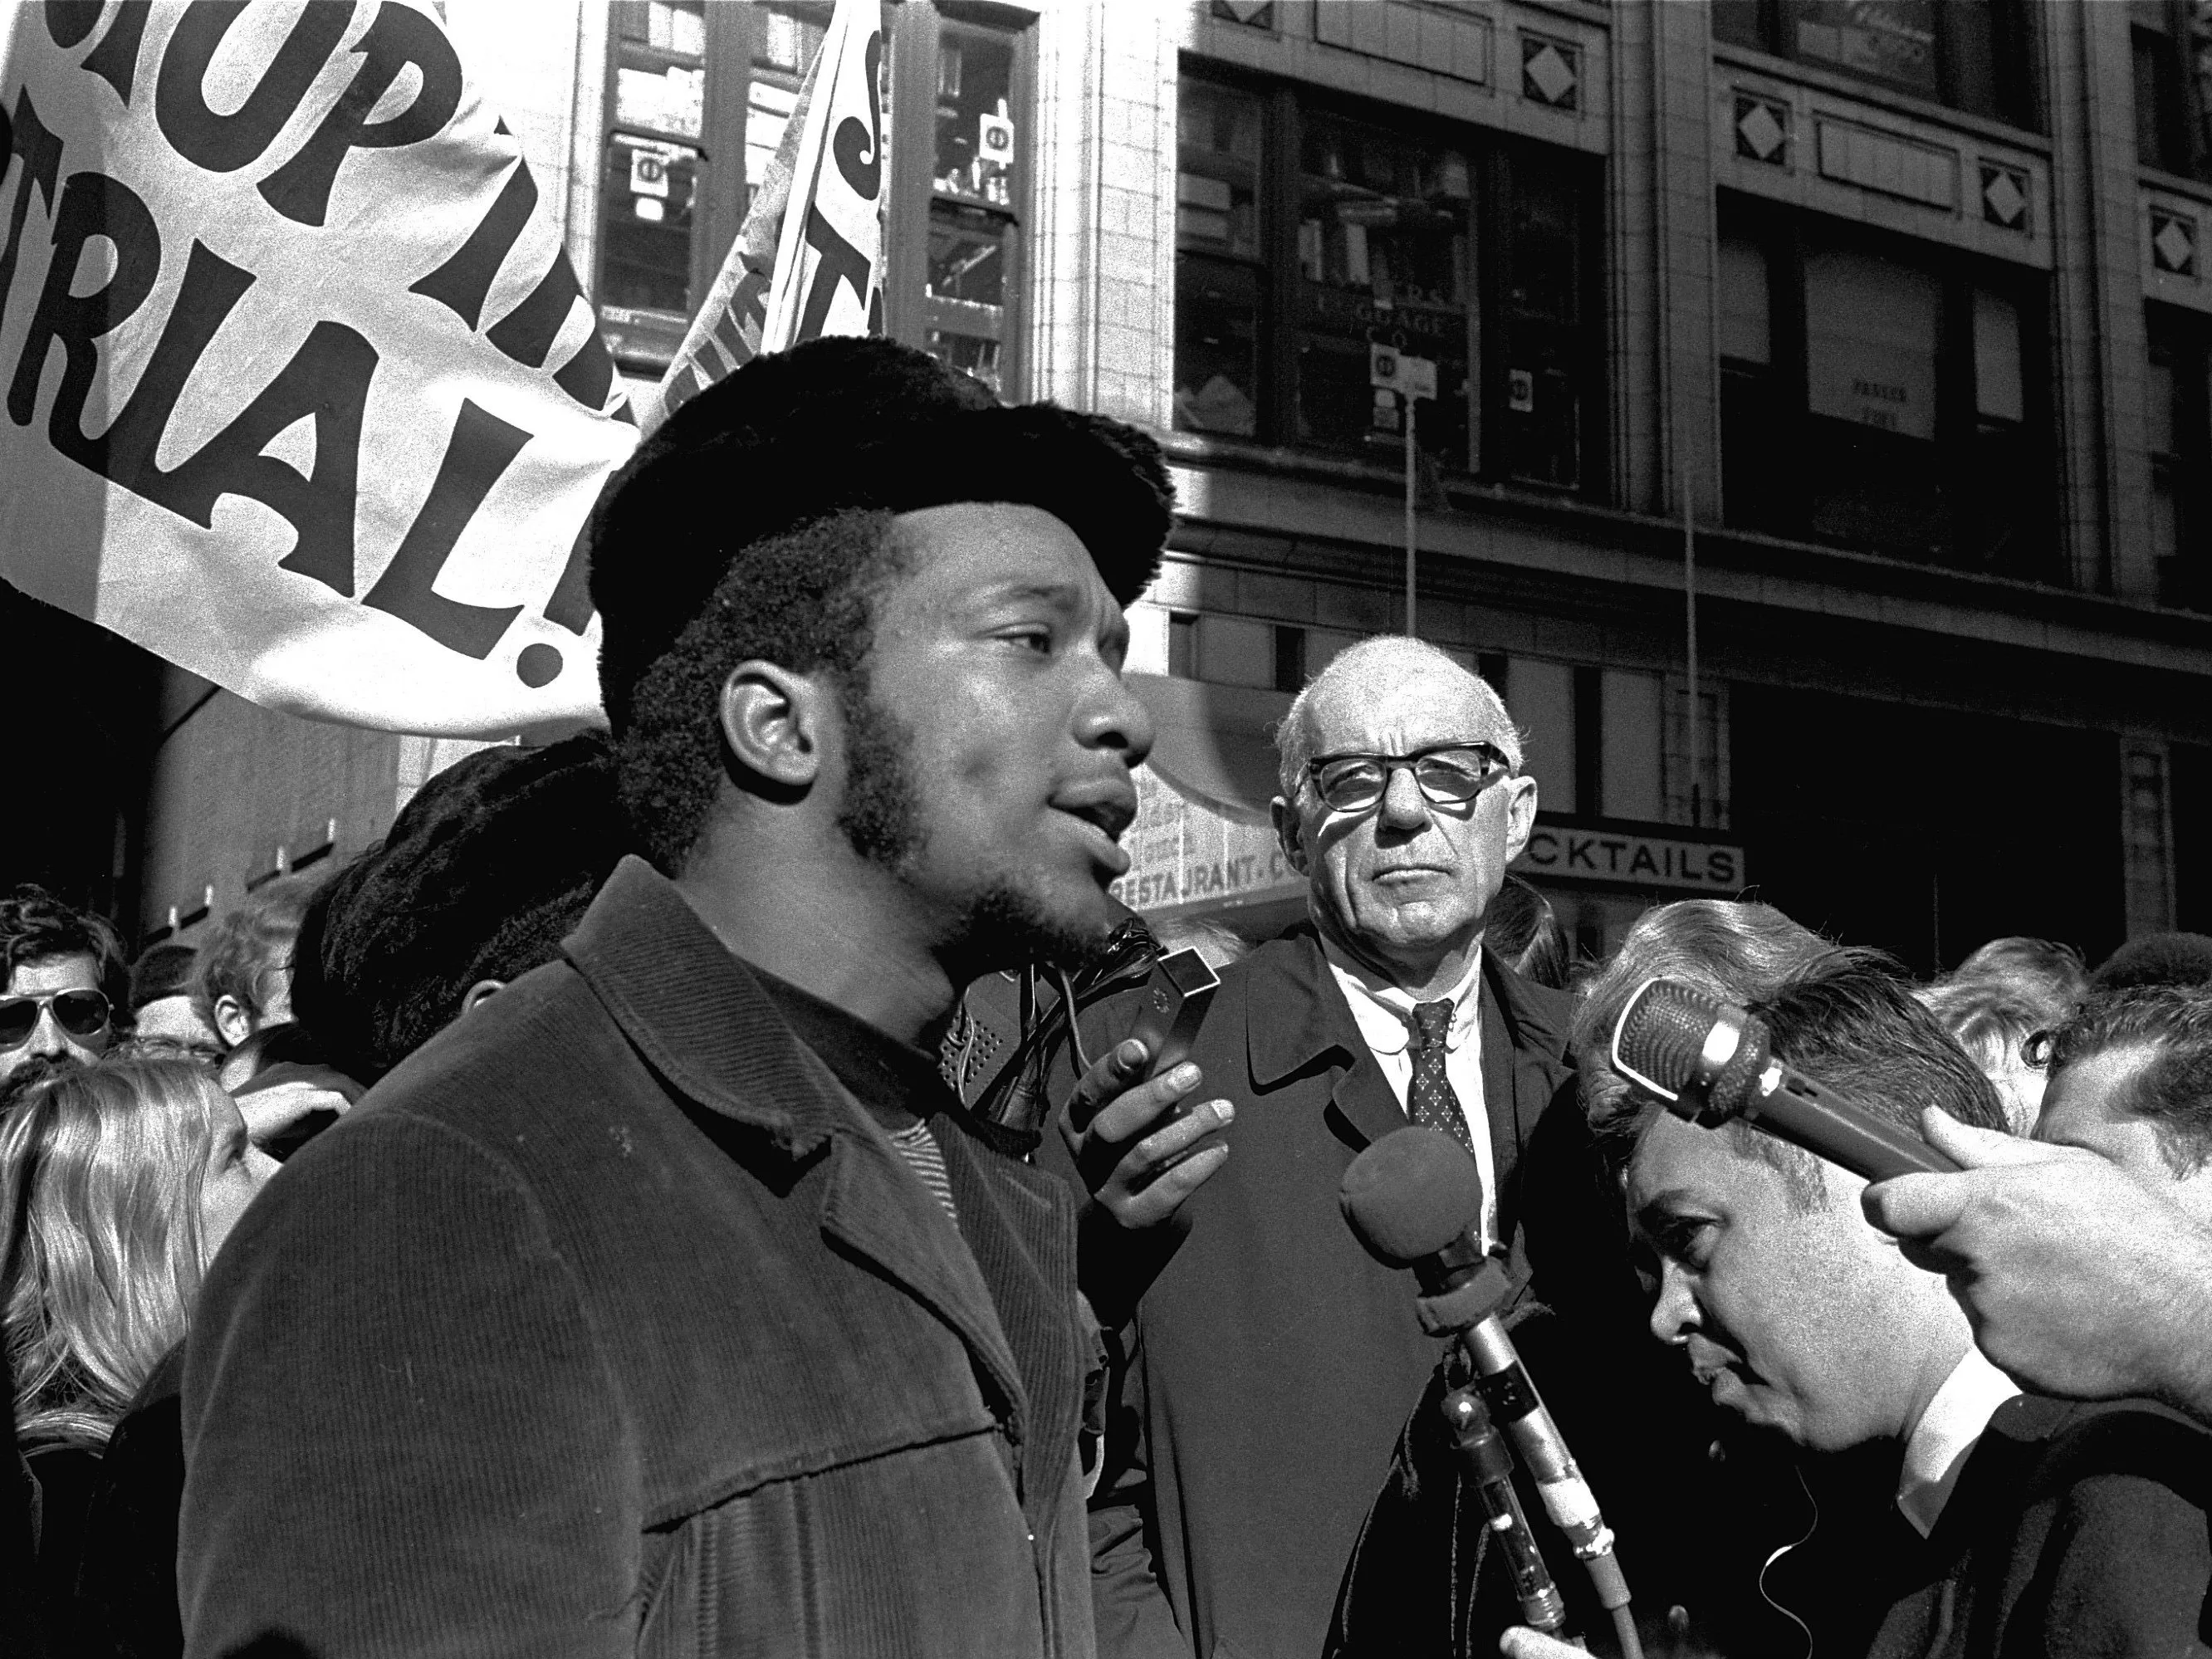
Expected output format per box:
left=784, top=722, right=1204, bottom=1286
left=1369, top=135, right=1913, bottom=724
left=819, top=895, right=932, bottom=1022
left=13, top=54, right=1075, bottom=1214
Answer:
left=0, top=1, right=642, bottom=737
left=637, top=0, right=883, bottom=437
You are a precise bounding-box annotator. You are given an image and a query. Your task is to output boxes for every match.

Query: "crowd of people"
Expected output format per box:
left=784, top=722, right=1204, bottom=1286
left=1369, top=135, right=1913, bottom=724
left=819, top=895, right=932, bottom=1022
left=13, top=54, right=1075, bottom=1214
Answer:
left=5, top=336, right=2211, bottom=1658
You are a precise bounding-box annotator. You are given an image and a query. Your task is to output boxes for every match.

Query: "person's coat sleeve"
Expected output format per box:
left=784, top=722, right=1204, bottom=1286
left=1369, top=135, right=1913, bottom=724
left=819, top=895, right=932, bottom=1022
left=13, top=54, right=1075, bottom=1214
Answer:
left=1085, top=1315, right=1192, bottom=1659
left=179, top=1111, right=637, bottom=1658
left=2020, top=1464, right=2212, bottom=1653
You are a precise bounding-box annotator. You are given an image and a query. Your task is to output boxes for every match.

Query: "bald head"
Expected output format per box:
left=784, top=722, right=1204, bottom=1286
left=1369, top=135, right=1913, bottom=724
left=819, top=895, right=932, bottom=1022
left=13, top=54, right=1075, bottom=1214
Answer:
left=1277, top=636, right=1520, bottom=801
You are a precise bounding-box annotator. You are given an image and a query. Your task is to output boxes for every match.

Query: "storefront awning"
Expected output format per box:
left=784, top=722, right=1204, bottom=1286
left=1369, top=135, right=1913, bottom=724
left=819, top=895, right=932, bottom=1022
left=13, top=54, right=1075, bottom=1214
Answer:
left=1112, top=675, right=1308, bottom=918
left=1127, top=673, right=1285, bottom=825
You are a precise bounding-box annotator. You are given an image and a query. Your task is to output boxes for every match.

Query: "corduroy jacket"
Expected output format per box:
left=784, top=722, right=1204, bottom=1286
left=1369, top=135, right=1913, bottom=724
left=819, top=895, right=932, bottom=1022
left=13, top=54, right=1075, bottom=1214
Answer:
left=180, top=857, right=1096, bottom=1658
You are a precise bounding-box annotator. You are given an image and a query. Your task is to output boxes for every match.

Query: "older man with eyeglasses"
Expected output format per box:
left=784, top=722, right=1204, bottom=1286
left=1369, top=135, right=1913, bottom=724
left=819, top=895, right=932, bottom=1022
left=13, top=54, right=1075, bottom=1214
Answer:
left=1083, top=636, right=1687, bottom=1659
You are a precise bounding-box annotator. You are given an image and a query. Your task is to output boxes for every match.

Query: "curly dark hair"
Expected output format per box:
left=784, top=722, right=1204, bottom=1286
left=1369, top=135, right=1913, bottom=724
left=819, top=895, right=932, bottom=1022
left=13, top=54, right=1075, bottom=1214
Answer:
left=2048, top=984, right=2212, bottom=1176
left=0, top=887, right=129, bottom=1013
left=294, top=731, right=629, bottom=1084
left=615, top=509, right=908, bottom=874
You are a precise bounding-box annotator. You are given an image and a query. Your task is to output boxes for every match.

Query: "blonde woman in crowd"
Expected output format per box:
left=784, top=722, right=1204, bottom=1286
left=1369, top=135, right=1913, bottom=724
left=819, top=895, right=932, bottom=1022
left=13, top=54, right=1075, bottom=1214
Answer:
left=2, top=1060, right=276, bottom=1647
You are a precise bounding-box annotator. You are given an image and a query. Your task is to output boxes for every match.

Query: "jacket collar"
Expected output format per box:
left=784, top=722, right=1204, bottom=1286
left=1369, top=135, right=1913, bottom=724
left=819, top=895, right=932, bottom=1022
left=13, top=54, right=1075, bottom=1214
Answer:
left=1244, top=927, right=1466, bottom=1152
left=1480, top=943, right=1568, bottom=1067
left=1247, top=926, right=1365, bottom=1092
left=1244, top=926, right=1571, bottom=1162
left=562, top=859, right=1045, bottom=1462
left=562, top=857, right=859, bottom=1160
left=1247, top=924, right=1566, bottom=1082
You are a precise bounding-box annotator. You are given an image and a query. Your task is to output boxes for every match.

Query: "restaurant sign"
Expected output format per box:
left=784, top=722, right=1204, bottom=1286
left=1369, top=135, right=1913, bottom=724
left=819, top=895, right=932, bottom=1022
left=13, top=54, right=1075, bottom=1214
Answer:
left=1109, top=765, right=1304, bottom=918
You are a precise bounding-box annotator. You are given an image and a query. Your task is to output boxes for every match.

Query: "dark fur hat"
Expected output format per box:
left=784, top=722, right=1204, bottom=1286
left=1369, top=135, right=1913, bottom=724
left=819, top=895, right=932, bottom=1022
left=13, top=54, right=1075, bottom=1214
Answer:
left=2092, top=932, right=2212, bottom=993
left=587, top=335, right=1175, bottom=733
left=291, top=732, right=626, bottom=1084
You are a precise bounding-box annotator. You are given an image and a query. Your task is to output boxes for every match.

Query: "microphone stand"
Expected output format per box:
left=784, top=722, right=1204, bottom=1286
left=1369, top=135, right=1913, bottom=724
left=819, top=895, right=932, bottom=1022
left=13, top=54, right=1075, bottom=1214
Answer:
left=1442, top=1382, right=1571, bottom=1638
left=1422, top=1255, right=1644, bottom=1659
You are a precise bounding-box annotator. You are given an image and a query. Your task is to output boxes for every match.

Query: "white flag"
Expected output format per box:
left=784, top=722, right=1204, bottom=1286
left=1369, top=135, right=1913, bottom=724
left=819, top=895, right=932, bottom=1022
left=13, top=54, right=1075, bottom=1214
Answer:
left=637, top=0, right=883, bottom=438
left=0, top=1, right=641, bottom=737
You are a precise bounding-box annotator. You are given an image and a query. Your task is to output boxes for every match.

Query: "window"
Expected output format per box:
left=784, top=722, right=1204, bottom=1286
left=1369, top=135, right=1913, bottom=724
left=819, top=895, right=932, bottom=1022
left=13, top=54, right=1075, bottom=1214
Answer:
left=2147, top=308, right=2212, bottom=611
left=922, top=13, right=1027, bottom=394
left=598, top=0, right=719, bottom=376
left=592, top=2, right=1032, bottom=391
left=1174, top=71, right=1605, bottom=496
left=1711, top=0, right=2035, bottom=128
left=1175, top=80, right=1265, bottom=436
left=2131, top=1, right=2212, bottom=179
left=1716, top=201, right=2053, bottom=578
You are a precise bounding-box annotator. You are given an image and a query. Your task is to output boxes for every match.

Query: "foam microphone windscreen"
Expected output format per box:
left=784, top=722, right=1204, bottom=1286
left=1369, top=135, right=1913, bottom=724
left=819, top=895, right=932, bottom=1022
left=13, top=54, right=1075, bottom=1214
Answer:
left=1339, top=1126, right=1485, bottom=1267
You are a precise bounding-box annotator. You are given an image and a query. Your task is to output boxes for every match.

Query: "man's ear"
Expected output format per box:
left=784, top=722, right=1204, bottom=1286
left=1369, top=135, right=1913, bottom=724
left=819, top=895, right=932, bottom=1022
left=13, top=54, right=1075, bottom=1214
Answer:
left=211, top=994, right=256, bottom=1050
left=1500, top=775, right=1539, bottom=865
left=1270, top=795, right=1310, bottom=876
left=717, top=660, right=833, bottom=789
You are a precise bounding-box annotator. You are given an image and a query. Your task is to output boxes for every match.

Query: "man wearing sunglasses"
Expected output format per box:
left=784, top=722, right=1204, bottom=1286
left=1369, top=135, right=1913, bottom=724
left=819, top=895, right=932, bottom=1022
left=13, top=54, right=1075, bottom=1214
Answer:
left=0, top=886, right=128, bottom=1085
left=1088, top=635, right=1648, bottom=1659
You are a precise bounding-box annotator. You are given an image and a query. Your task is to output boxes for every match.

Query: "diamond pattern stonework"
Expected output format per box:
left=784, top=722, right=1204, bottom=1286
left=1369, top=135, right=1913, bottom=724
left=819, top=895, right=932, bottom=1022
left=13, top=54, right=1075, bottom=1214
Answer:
left=1524, top=39, right=1578, bottom=108
left=1981, top=166, right=2026, bottom=229
left=2155, top=212, right=2198, bottom=276
left=1737, top=99, right=1786, bottom=164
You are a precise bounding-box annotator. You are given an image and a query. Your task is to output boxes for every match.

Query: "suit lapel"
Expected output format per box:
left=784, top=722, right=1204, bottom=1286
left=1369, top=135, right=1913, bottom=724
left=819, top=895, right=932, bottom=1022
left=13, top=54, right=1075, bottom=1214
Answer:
left=933, top=1127, right=1079, bottom=1524
left=811, top=1082, right=1029, bottom=1433
left=1243, top=932, right=1412, bottom=1151
left=1329, top=1043, right=1413, bottom=1149
left=1479, top=963, right=1523, bottom=1233
left=1479, top=952, right=1576, bottom=1247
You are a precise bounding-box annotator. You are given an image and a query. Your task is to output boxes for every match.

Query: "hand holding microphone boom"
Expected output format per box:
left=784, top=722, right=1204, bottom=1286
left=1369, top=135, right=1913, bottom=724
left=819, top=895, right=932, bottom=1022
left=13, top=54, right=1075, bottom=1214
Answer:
left=1339, top=1128, right=1633, bottom=1629
left=1609, top=977, right=1957, bottom=1182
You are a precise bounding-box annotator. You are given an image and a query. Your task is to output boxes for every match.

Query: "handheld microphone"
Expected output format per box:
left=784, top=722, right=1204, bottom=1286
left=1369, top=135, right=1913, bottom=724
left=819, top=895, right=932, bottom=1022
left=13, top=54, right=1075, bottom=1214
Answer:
left=1340, top=1128, right=1632, bottom=1626
left=1609, top=977, right=1958, bottom=1183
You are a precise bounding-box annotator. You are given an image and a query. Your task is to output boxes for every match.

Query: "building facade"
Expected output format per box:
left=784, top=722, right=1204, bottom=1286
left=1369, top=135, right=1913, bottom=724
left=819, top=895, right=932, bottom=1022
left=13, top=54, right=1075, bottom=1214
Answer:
left=88, top=0, right=2212, bottom=976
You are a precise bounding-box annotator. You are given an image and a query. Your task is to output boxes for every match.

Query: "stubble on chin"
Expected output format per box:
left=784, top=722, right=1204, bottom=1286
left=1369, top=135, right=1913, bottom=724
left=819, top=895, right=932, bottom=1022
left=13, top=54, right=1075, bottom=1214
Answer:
left=834, top=679, right=1118, bottom=974
left=958, top=879, right=1118, bottom=975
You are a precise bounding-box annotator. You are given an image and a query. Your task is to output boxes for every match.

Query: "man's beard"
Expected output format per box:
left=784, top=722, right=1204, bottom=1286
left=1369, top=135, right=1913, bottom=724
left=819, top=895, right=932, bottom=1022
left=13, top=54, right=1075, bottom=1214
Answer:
left=834, top=677, right=1112, bottom=971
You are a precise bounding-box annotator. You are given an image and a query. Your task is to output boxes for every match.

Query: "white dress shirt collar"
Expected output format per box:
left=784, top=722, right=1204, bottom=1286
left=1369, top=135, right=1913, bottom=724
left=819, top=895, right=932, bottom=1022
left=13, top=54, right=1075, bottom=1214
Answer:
left=1896, top=1344, right=2022, bottom=1538
left=1315, top=939, right=1485, bottom=1055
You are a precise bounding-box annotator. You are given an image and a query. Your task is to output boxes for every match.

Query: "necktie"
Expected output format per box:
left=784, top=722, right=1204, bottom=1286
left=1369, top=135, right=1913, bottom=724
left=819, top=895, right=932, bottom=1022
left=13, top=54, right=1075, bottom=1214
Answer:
left=1407, top=999, right=1477, bottom=1157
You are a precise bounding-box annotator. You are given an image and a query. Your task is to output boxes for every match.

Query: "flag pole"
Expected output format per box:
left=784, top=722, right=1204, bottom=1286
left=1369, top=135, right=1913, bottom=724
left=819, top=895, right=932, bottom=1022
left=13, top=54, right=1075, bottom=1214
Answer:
left=1683, top=452, right=1701, bottom=827
left=1405, top=395, right=1418, bottom=637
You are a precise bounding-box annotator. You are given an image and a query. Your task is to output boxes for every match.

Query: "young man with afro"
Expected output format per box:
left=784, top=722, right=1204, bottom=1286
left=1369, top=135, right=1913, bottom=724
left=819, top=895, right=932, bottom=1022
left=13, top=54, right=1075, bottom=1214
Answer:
left=178, top=339, right=1226, bottom=1658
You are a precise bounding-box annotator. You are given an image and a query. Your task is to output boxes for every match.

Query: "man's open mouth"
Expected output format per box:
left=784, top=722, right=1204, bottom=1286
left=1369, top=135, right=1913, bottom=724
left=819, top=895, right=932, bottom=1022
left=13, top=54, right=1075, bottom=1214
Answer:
left=1054, top=789, right=1137, bottom=844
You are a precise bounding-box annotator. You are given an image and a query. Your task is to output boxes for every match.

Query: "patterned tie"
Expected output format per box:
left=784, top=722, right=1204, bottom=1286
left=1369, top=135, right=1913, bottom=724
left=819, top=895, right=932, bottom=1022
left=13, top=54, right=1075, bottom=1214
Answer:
left=1407, top=999, right=1477, bottom=1157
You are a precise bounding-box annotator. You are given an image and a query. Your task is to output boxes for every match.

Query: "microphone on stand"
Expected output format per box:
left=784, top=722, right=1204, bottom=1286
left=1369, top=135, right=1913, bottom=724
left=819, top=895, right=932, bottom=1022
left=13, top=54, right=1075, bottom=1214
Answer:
left=1444, top=1382, right=1569, bottom=1635
left=1609, top=977, right=1957, bottom=1183
left=1341, top=1128, right=1637, bottom=1657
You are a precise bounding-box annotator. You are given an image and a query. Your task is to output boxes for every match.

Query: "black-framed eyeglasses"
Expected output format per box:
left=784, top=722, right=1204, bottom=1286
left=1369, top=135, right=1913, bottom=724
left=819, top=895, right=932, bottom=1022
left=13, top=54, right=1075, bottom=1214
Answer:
left=0, top=988, right=111, bottom=1051
left=1305, top=742, right=1516, bottom=813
